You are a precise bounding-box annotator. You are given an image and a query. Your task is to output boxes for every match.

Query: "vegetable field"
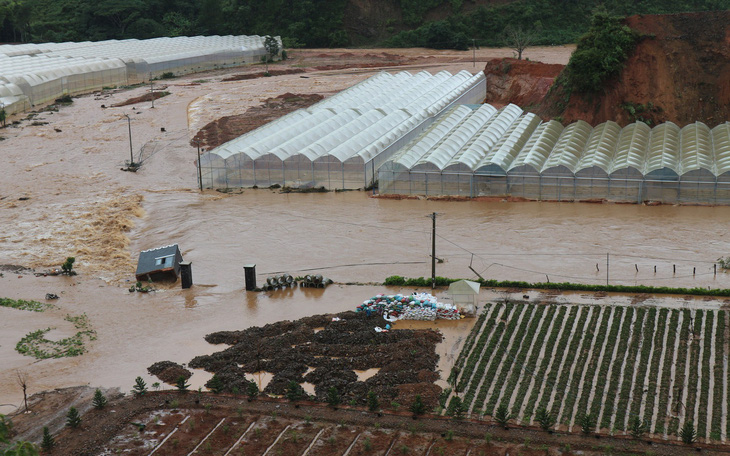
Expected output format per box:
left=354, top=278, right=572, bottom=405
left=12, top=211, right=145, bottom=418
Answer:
left=449, top=302, right=729, bottom=442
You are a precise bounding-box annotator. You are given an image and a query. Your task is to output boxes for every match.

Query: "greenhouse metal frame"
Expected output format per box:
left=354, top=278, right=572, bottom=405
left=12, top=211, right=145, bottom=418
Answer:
left=0, top=35, right=277, bottom=115
left=200, top=70, right=487, bottom=190
left=379, top=104, right=730, bottom=204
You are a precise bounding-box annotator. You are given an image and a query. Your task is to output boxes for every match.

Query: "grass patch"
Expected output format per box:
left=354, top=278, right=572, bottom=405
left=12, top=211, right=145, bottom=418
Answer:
left=0, top=297, right=54, bottom=312
left=15, top=313, right=96, bottom=359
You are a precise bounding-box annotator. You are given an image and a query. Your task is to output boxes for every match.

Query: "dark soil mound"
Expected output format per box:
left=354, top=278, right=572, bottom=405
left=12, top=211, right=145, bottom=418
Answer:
left=538, top=11, right=730, bottom=127
left=192, top=92, right=324, bottom=150
left=147, top=361, right=192, bottom=385
left=189, top=311, right=443, bottom=407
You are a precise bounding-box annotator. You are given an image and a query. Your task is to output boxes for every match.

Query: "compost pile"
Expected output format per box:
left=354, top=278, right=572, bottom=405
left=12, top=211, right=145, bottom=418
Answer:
left=188, top=311, right=443, bottom=408
left=357, top=292, right=462, bottom=321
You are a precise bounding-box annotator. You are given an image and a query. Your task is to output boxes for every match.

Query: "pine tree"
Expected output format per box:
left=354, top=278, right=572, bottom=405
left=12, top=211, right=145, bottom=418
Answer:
left=286, top=381, right=303, bottom=402
left=367, top=391, right=379, bottom=412
left=206, top=374, right=224, bottom=394
left=409, top=395, right=426, bottom=416
left=494, top=404, right=510, bottom=428
left=92, top=389, right=107, bottom=409
left=66, top=407, right=81, bottom=428
left=579, top=412, right=596, bottom=435
left=446, top=396, right=464, bottom=419
left=41, top=426, right=55, bottom=451
left=326, top=387, right=341, bottom=408
left=247, top=381, right=259, bottom=401
left=175, top=376, right=190, bottom=393
left=629, top=415, right=647, bottom=438
left=132, top=377, right=147, bottom=397
left=535, top=408, right=555, bottom=432
left=680, top=420, right=696, bottom=444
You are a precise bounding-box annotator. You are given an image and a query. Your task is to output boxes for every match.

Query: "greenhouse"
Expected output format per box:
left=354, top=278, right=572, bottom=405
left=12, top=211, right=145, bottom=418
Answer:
left=378, top=103, right=730, bottom=204
left=200, top=70, right=487, bottom=189
left=0, top=35, right=276, bottom=115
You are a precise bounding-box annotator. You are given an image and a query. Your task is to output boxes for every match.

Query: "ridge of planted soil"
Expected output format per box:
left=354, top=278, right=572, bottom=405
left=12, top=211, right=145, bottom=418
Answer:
left=29, top=391, right=730, bottom=456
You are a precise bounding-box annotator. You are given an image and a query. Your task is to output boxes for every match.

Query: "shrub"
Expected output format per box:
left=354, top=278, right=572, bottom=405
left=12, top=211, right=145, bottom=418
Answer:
left=563, top=12, right=639, bottom=94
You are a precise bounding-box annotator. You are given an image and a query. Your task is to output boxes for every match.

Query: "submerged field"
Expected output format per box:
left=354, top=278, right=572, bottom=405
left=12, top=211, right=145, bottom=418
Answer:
left=449, top=302, right=728, bottom=442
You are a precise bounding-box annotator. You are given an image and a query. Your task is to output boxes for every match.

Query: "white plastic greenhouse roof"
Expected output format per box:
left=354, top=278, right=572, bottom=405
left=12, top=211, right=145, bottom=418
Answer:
left=0, top=35, right=275, bottom=114
left=385, top=103, right=730, bottom=178
left=207, top=70, right=487, bottom=165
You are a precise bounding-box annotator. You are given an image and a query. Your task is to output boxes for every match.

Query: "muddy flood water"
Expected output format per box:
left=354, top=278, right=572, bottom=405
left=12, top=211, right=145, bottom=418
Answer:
left=1, top=47, right=729, bottom=415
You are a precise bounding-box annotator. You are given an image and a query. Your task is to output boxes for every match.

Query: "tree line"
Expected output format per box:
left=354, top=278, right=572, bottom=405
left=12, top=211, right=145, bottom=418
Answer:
left=0, top=0, right=728, bottom=48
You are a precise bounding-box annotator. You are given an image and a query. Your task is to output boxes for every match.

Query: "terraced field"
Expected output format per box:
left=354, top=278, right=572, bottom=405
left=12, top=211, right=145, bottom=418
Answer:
left=448, top=302, right=729, bottom=443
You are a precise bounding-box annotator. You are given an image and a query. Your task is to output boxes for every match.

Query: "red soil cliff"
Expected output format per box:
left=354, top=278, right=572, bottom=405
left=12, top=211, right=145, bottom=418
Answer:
left=542, top=11, right=730, bottom=127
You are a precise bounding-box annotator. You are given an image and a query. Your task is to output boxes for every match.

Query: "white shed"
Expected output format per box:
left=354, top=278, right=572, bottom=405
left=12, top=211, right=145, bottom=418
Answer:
left=448, top=279, right=480, bottom=316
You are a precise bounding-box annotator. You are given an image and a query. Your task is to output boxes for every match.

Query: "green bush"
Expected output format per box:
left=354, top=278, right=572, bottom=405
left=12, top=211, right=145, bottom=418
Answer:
left=563, top=12, right=639, bottom=93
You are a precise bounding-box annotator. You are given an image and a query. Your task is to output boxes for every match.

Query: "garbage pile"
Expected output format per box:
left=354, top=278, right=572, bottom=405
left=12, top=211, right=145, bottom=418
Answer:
left=356, top=292, right=462, bottom=321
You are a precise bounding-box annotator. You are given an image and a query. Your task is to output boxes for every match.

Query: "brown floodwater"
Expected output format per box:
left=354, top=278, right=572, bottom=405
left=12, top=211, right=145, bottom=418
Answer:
left=2, top=48, right=729, bottom=414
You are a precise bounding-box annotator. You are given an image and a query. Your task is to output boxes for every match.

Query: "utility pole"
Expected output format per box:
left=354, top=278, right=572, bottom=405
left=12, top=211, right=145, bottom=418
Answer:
left=472, top=38, right=476, bottom=67
left=149, top=82, right=155, bottom=108
left=123, top=114, right=134, bottom=166
left=194, top=139, right=203, bottom=191
left=606, top=252, right=609, bottom=286
left=429, top=212, right=437, bottom=289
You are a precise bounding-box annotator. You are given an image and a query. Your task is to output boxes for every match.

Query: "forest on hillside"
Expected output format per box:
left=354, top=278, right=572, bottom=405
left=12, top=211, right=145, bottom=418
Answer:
left=0, top=0, right=728, bottom=48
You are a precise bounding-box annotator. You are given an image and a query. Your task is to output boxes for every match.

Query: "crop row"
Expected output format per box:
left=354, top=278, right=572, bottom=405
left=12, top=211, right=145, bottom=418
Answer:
left=654, top=309, right=679, bottom=434
left=450, top=307, right=490, bottom=384
left=462, top=305, right=515, bottom=407
left=454, top=304, right=725, bottom=442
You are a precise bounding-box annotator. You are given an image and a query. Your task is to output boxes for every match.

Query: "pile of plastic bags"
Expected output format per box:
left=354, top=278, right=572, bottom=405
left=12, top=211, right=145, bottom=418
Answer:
left=356, top=292, right=462, bottom=321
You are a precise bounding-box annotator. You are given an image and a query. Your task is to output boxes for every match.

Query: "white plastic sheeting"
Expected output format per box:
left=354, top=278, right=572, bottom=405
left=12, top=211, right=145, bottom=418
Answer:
left=0, top=35, right=276, bottom=114
left=201, top=70, right=487, bottom=189
left=379, top=102, right=730, bottom=204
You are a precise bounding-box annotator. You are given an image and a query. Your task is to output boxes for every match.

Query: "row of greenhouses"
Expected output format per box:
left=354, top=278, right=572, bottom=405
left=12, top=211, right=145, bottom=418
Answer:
left=0, top=35, right=277, bottom=115
left=200, top=70, right=487, bottom=189
left=378, top=104, right=730, bottom=204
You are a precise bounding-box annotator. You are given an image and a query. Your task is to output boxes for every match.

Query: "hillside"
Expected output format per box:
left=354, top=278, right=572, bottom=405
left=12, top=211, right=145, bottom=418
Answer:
left=1, top=0, right=729, bottom=48
left=538, top=11, right=730, bottom=127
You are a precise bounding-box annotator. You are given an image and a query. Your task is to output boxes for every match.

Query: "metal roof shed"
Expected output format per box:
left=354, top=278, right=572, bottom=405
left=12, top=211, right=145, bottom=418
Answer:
left=135, top=244, right=183, bottom=282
